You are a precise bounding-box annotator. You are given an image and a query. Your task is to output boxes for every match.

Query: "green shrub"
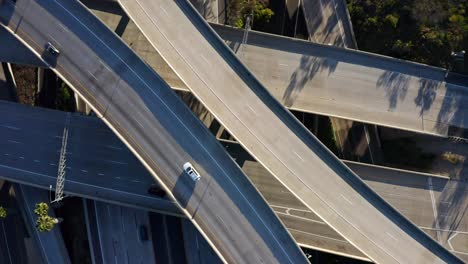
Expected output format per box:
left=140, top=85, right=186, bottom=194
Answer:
left=0, top=206, right=7, bottom=218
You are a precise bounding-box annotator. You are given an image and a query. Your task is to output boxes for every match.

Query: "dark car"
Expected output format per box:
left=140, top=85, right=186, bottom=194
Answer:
left=45, top=42, right=60, bottom=56
left=147, top=184, right=166, bottom=197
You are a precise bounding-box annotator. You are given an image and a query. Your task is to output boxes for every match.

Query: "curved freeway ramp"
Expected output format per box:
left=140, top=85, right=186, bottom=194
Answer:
left=0, top=0, right=308, bottom=263
left=117, top=0, right=463, bottom=263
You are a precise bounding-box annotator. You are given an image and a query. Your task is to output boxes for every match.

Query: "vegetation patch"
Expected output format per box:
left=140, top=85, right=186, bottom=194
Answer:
left=11, top=65, right=37, bottom=105
left=317, top=116, right=340, bottom=156
left=227, top=0, right=274, bottom=28
left=441, top=151, right=465, bottom=164
left=347, top=0, right=468, bottom=68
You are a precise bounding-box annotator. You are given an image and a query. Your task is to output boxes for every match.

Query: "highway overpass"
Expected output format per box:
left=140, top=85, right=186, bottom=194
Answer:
left=1, top=101, right=467, bottom=261
left=13, top=184, right=71, bottom=264
left=2, top=4, right=467, bottom=138
left=1, top=100, right=468, bottom=261
left=0, top=0, right=307, bottom=263
left=301, top=0, right=357, bottom=48
left=117, top=0, right=461, bottom=262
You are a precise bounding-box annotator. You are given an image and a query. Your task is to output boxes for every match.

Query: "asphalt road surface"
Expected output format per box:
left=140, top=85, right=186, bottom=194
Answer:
left=118, top=0, right=460, bottom=262
left=1, top=6, right=467, bottom=137
left=13, top=184, right=71, bottom=264
left=0, top=0, right=306, bottom=263
left=1, top=101, right=468, bottom=261
left=84, top=200, right=156, bottom=264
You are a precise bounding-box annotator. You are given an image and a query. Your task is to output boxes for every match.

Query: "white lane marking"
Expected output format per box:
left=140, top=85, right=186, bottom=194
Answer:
left=19, top=157, right=24, bottom=159
left=453, top=250, right=468, bottom=256
left=386, top=232, right=397, bottom=241
left=340, top=194, right=353, bottom=205
left=447, top=233, right=458, bottom=250
left=131, top=180, right=140, bottom=183
left=58, top=23, right=69, bottom=33
left=288, top=227, right=348, bottom=243
left=275, top=211, right=324, bottom=224
left=428, top=177, right=441, bottom=242
left=92, top=201, right=106, bottom=264
left=135, top=119, right=144, bottom=128
left=81, top=169, right=88, bottom=173
left=293, top=151, right=304, bottom=161
left=106, top=160, right=128, bottom=165
left=7, top=140, right=21, bottom=144
left=51, top=1, right=293, bottom=260
left=17, top=186, right=51, bottom=264
left=48, top=34, right=60, bottom=46
left=100, top=60, right=112, bottom=72
left=0, top=163, right=171, bottom=203
left=87, top=70, right=98, bottom=81
left=279, top=63, right=288, bottom=67
left=106, top=145, right=123, bottom=150
left=419, top=227, right=468, bottom=235
left=1, top=125, right=20, bottom=130
left=201, top=55, right=210, bottom=65
left=160, top=6, right=168, bottom=16
left=98, top=173, right=105, bottom=176
left=3, top=153, right=9, bottom=156
left=1, top=222, right=13, bottom=264
left=49, top=163, right=56, bottom=166
left=247, top=105, right=257, bottom=115
left=115, top=177, right=121, bottom=180
left=270, top=204, right=311, bottom=213
left=33, top=160, right=40, bottom=163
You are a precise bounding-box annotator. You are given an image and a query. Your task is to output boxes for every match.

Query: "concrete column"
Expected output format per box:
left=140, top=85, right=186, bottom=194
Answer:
left=37, top=67, right=44, bottom=94
left=0, top=62, right=18, bottom=101
left=74, top=93, right=88, bottom=114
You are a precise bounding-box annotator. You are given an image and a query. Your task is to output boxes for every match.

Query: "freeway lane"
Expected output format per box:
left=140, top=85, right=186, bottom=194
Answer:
left=2, top=6, right=467, bottom=137
left=301, top=0, right=357, bottom=48
left=118, top=0, right=461, bottom=262
left=212, top=25, right=468, bottom=137
left=0, top=100, right=182, bottom=215
left=1, top=101, right=468, bottom=261
left=0, top=0, right=307, bottom=263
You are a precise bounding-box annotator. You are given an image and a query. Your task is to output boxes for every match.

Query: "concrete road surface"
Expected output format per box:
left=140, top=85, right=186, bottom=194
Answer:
left=2, top=5, right=467, bottom=137
left=1, top=101, right=468, bottom=261
left=301, top=0, right=356, bottom=48
left=0, top=1, right=306, bottom=263
left=118, top=0, right=461, bottom=262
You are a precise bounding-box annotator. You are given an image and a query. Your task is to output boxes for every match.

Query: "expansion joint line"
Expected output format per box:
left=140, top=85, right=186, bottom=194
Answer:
left=53, top=112, right=70, bottom=203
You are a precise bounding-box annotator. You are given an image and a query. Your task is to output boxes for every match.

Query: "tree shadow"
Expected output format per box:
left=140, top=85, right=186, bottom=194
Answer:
left=433, top=176, right=468, bottom=241
left=435, top=83, right=466, bottom=136
left=414, top=79, right=439, bottom=116
left=376, top=71, right=410, bottom=110
left=283, top=55, right=337, bottom=107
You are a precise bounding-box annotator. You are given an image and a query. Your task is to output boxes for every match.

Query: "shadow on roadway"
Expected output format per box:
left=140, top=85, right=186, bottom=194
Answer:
left=283, top=55, right=337, bottom=107
left=172, top=171, right=196, bottom=208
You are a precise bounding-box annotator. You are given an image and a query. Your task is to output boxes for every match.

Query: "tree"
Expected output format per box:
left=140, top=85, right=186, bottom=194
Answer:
left=36, top=215, right=59, bottom=232
left=34, top=202, right=61, bottom=232
left=0, top=206, right=7, bottom=218
left=34, top=202, right=49, bottom=216
left=227, top=0, right=274, bottom=28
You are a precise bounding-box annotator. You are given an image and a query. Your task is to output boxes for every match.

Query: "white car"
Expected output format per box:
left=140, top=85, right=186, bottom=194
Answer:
left=183, top=162, right=201, bottom=182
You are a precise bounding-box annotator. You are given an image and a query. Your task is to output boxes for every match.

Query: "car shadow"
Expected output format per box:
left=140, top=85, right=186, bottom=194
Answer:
left=171, top=171, right=196, bottom=208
